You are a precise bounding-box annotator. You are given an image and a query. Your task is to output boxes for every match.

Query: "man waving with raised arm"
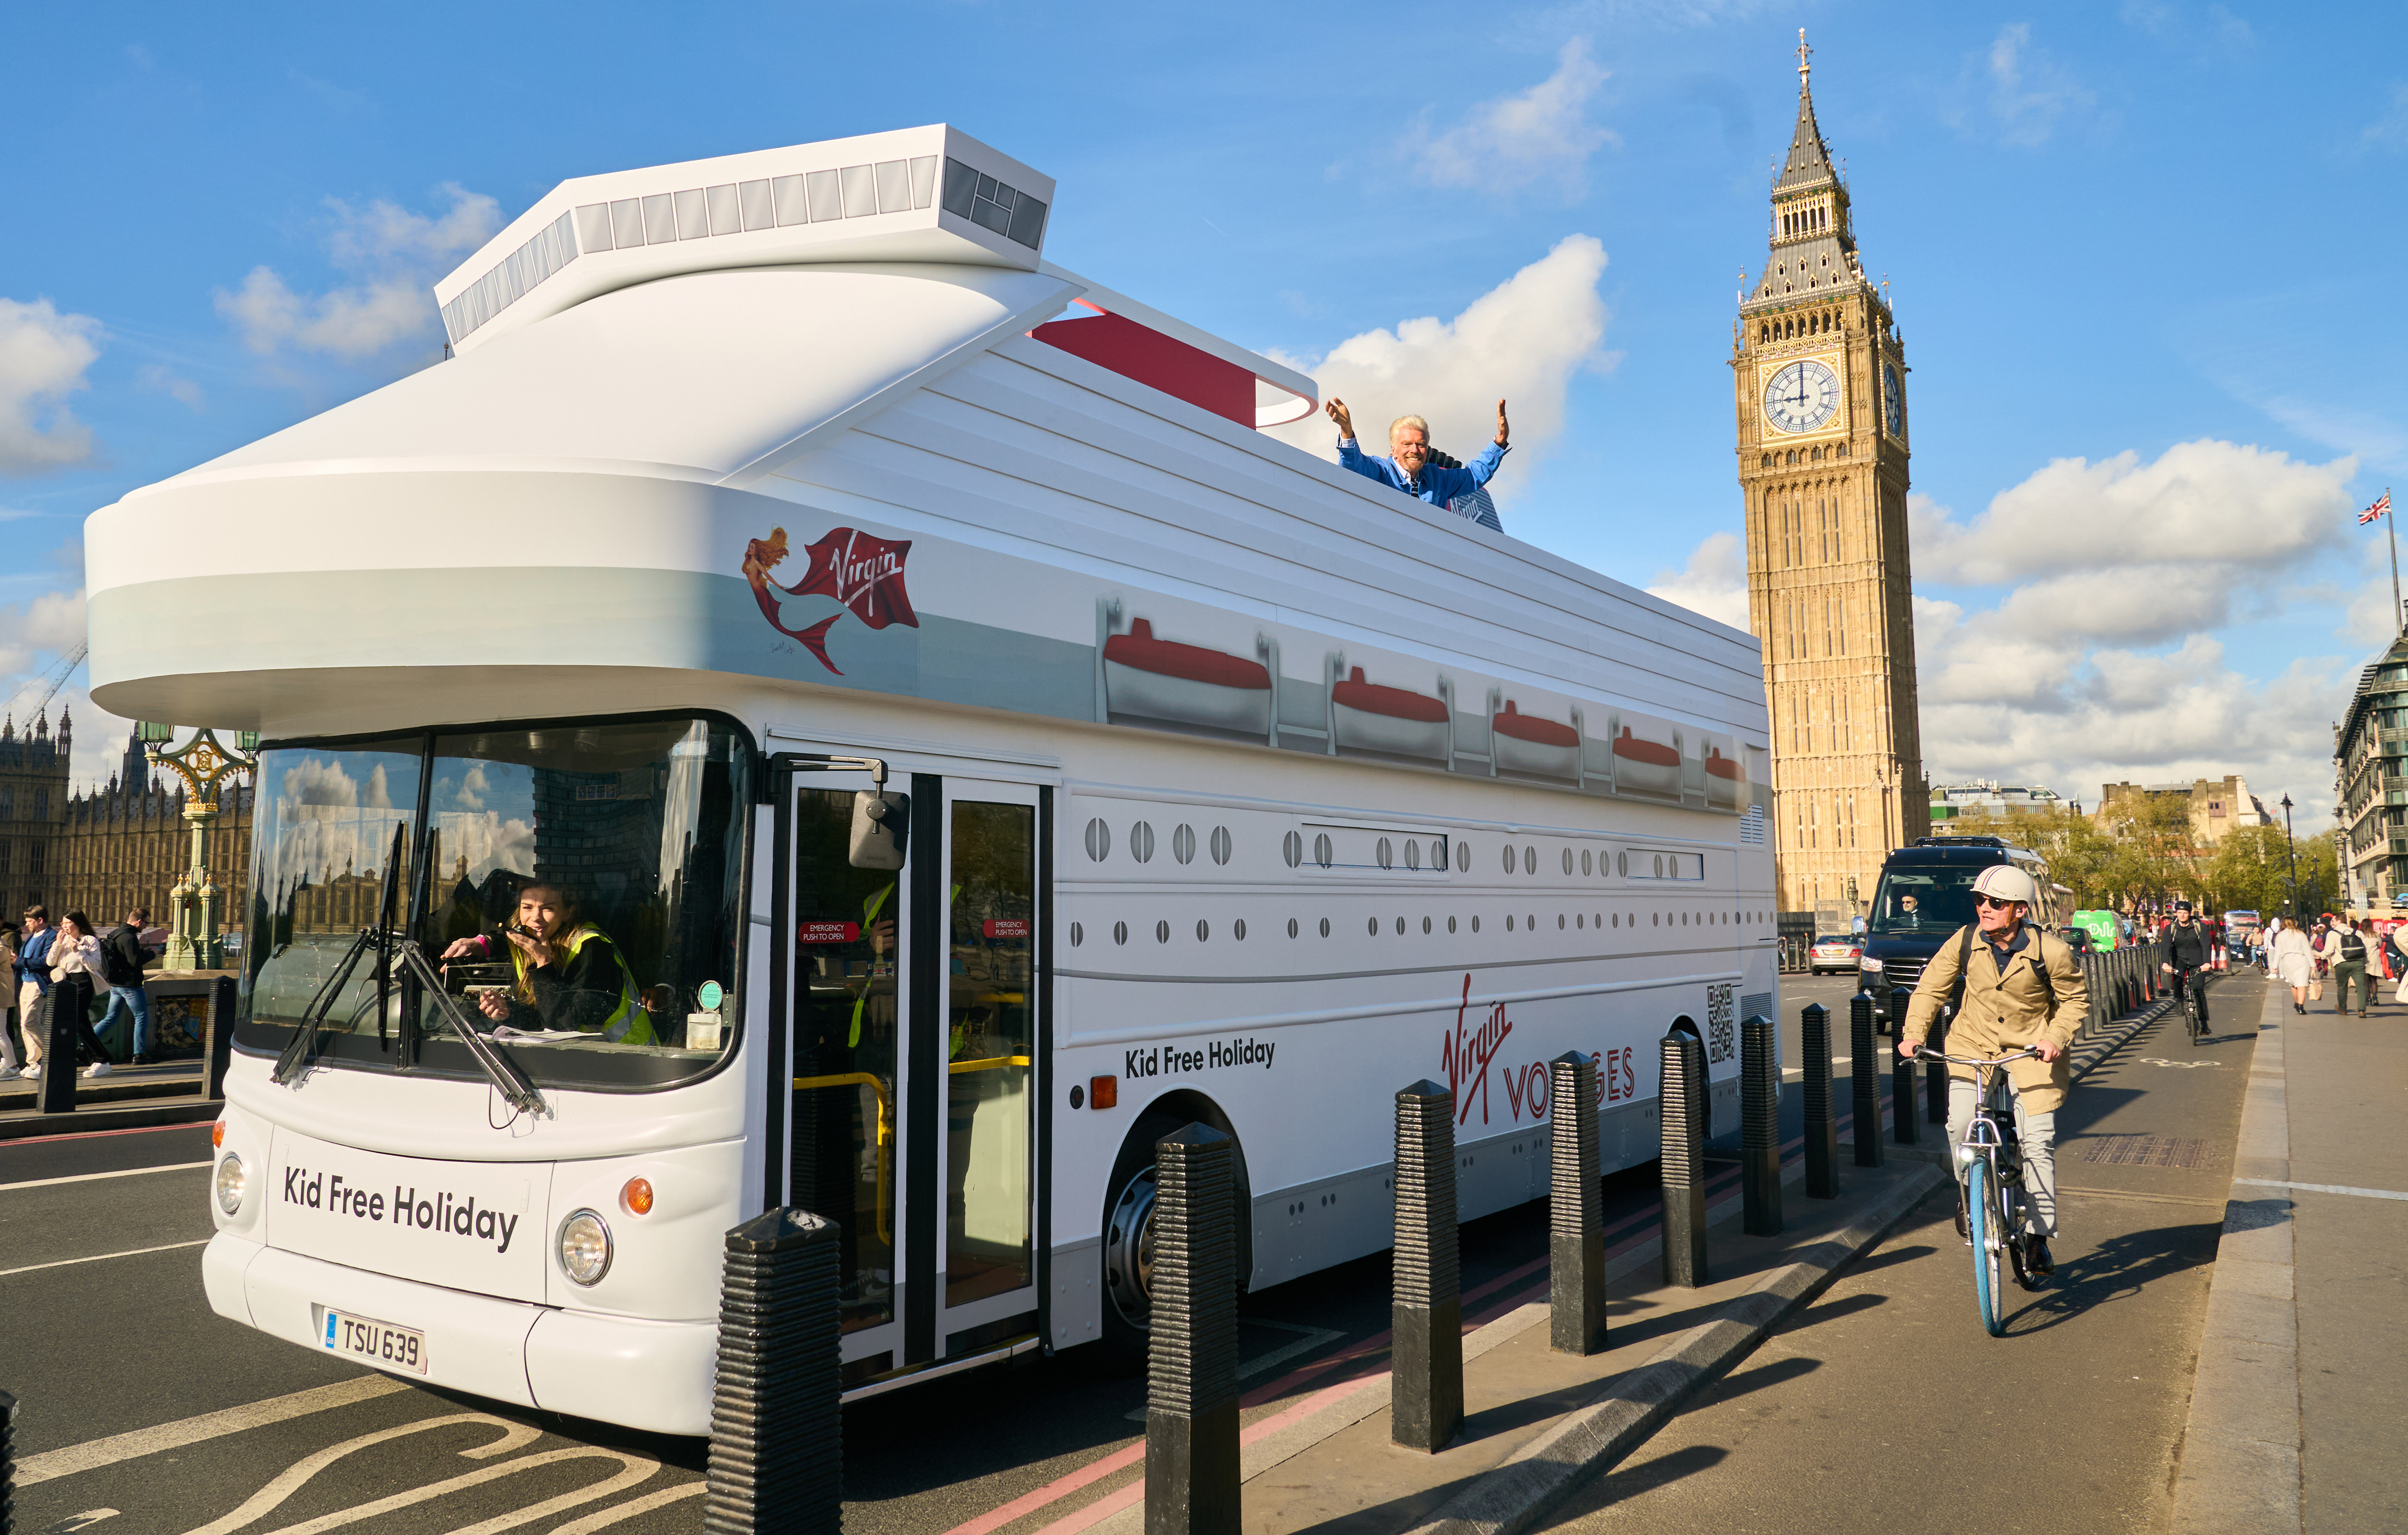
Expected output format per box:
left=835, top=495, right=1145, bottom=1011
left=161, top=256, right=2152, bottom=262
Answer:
left=1325, top=398, right=1511, bottom=523
left=1896, top=864, right=2089, bottom=1277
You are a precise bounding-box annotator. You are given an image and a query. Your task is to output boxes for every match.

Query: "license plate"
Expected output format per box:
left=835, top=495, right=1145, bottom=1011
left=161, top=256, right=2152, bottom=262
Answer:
left=323, top=1308, right=428, bottom=1374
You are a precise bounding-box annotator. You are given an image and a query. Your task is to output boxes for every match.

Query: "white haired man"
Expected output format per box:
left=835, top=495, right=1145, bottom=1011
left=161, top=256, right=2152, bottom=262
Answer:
left=1324, top=398, right=1510, bottom=528
left=1896, top=863, right=2088, bottom=1278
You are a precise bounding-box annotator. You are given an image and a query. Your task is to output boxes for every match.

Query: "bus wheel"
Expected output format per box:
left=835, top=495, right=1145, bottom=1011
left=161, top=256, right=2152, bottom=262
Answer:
left=1098, top=1106, right=1251, bottom=1368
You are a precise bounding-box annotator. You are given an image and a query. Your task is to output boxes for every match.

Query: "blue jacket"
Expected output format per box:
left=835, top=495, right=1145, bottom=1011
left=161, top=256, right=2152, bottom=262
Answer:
left=1337, top=438, right=1509, bottom=514
left=18, top=926, right=53, bottom=994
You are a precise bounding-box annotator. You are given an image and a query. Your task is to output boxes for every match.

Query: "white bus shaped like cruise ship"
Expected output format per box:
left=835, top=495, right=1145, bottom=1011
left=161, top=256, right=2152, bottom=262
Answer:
left=88, top=126, right=1776, bottom=1433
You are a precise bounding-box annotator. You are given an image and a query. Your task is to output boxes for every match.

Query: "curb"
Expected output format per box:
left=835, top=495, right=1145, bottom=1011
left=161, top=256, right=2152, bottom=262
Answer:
left=1405, top=1162, right=1943, bottom=1535
left=0, top=1098, right=222, bottom=1140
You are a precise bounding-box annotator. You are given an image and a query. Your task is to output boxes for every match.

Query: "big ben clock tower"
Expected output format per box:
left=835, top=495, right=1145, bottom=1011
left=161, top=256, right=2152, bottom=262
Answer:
left=1733, top=33, right=1925, bottom=917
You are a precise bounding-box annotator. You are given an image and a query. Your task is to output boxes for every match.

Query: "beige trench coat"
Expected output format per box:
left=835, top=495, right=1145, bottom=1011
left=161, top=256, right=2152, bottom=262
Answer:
left=1900, top=921, right=2089, bottom=1114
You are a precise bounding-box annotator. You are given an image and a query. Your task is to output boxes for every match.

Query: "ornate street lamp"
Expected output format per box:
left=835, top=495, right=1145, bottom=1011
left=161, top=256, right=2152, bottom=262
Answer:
left=2280, top=793, right=2299, bottom=924
left=139, top=724, right=259, bottom=971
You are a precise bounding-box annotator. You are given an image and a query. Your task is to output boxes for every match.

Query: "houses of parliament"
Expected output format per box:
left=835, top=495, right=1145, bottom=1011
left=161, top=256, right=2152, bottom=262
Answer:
left=0, top=708, right=254, bottom=927
left=1733, top=35, right=1926, bottom=917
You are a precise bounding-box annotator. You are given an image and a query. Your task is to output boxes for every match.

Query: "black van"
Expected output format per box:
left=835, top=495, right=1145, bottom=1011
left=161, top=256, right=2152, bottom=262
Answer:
left=1859, top=836, right=2062, bottom=1030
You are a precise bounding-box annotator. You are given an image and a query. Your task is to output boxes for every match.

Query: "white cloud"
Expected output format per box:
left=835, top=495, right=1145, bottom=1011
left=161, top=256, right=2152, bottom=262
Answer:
left=1403, top=38, right=1616, bottom=195
left=136, top=362, right=205, bottom=410
left=1979, top=23, right=2095, bottom=147
left=216, top=183, right=500, bottom=362
left=2363, top=82, right=2408, bottom=152
left=1263, top=235, right=1611, bottom=497
left=1646, top=531, right=1750, bottom=629
left=0, top=298, right=102, bottom=473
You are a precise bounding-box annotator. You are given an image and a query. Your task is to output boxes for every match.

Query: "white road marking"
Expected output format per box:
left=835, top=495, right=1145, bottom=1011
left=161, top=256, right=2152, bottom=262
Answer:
left=177, top=1414, right=539, bottom=1535
left=542, top=1484, right=706, bottom=1533
left=424, top=1452, right=665, bottom=1535
left=0, top=1161, right=210, bottom=1194
left=46, top=1513, right=120, bottom=1533
left=2131, top=1058, right=2222, bottom=1069
left=17, top=1377, right=413, bottom=1486
left=0, top=1239, right=212, bottom=1279
left=2234, top=1177, right=2408, bottom=1203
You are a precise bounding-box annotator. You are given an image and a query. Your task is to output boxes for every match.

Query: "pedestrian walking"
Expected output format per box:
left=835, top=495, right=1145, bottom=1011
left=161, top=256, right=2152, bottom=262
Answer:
left=2269, top=919, right=2314, bottom=1015
left=46, top=911, right=117, bottom=1078
left=95, top=907, right=156, bottom=1064
left=2332, top=917, right=2374, bottom=1017
left=0, top=920, right=18, bottom=1078
left=16, top=905, right=54, bottom=1079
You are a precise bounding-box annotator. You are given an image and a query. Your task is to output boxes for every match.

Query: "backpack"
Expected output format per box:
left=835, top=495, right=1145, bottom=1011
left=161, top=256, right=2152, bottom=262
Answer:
left=100, top=927, right=145, bottom=988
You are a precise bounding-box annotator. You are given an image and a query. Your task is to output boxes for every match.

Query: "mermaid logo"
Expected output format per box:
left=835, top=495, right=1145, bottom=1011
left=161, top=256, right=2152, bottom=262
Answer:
left=743, top=525, right=920, bottom=675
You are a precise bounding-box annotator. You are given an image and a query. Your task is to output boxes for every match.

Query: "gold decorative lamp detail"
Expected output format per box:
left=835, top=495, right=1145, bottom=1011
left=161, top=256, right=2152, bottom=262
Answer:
left=139, top=723, right=259, bottom=971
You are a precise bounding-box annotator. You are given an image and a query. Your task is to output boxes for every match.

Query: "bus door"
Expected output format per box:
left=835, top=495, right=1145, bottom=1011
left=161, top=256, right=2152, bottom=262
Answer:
left=932, top=778, right=1041, bottom=1358
left=779, top=765, right=1043, bottom=1383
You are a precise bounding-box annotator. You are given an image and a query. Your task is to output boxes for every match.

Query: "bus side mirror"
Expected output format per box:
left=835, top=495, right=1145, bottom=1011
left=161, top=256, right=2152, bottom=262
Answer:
left=850, top=791, right=910, bottom=870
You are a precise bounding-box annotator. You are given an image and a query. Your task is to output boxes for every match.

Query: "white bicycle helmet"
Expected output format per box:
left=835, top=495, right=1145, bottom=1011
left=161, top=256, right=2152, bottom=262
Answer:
left=1971, top=864, right=2039, bottom=906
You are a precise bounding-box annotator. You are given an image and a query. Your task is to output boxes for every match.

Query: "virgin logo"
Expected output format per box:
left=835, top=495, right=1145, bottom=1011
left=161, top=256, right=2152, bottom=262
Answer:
left=1441, top=974, right=1513, bottom=1126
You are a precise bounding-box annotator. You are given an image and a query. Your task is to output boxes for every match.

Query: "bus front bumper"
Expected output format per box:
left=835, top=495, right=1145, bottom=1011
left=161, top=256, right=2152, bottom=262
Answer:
left=204, top=1232, right=716, bottom=1436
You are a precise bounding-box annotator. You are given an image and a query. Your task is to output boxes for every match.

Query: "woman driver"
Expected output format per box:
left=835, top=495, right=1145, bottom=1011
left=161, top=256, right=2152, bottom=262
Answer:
left=441, top=882, right=652, bottom=1045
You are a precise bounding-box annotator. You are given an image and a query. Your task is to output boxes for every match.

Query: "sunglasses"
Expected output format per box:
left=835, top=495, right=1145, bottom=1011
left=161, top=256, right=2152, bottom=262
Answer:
left=1973, top=895, right=2023, bottom=911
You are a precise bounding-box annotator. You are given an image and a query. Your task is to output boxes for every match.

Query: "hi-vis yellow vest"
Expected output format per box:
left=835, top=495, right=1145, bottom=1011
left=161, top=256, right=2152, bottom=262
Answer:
left=513, top=925, right=651, bottom=1045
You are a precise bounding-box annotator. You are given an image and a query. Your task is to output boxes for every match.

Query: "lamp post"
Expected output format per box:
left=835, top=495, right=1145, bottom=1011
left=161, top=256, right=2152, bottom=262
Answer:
left=2280, top=793, right=2299, bottom=924
left=140, top=724, right=259, bottom=971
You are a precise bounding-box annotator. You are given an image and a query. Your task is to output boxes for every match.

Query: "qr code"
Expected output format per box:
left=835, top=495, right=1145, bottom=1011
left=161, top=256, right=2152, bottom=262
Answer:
left=1706, top=983, right=1735, bottom=1064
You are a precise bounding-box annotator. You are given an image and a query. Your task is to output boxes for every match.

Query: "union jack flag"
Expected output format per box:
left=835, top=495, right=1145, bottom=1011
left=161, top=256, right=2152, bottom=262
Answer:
left=2363, top=491, right=2392, bottom=525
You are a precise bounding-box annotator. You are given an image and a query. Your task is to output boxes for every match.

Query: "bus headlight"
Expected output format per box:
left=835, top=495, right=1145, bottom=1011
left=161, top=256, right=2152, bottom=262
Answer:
left=215, top=1154, right=246, bottom=1214
left=559, top=1209, right=612, bottom=1285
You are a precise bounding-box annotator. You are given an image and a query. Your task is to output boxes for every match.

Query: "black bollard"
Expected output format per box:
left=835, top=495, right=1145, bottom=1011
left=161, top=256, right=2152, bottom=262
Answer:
left=1391, top=1082, right=1462, bottom=1453
left=1740, top=1016, right=1782, bottom=1236
left=1149, top=1125, right=1241, bottom=1532
left=1849, top=991, right=1882, bottom=1166
left=1546, top=1053, right=1605, bottom=1355
left=34, top=989, right=73, bottom=1116
left=1888, top=988, right=1918, bottom=1145
left=204, top=975, right=238, bottom=1100
left=1799, top=1003, right=1839, bottom=1199
left=1660, top=1031, right=1709, bottom=1286
left=1927, top=1005, right=1952, bottom=1126
left=704, top=1207, right=842, bottom=1535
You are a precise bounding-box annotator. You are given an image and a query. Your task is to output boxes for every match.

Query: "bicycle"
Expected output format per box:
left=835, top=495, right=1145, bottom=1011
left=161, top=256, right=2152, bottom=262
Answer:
left=2176, top=967, right=2207, bottom=1046
left=1912, top=1043, right=2046, bottom=1336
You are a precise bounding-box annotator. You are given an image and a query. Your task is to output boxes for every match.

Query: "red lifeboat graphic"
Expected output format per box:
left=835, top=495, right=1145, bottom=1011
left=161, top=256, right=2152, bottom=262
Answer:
left=1704, top=745, right=1745, bottom=810
left=1100, top=618, right=1275, bottom=736
left=1332, top=667, right=1450, bottom=760
left=1492, top=700, right=1580, bottom=780
left=1612, top=726, right=1681, bottom=797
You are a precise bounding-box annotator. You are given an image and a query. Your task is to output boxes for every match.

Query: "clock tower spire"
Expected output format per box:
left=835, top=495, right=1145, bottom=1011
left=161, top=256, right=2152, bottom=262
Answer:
left=1732, top=32, right=1924, bottom=923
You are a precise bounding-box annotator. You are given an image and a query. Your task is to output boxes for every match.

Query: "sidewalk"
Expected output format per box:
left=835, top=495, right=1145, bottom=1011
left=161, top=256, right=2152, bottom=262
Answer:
left=2170, top=971, right=2408, bottom=1533
left=0, top=1059, right=218, bottom=1139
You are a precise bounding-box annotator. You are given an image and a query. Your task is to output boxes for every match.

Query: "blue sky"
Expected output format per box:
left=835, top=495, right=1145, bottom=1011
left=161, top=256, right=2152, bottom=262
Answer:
left=6, top=1, right=2405, bottom=822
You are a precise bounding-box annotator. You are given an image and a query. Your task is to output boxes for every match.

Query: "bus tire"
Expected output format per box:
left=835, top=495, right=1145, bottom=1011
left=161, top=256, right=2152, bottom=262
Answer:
left=1097, top=1100, right=1253, bottom=1370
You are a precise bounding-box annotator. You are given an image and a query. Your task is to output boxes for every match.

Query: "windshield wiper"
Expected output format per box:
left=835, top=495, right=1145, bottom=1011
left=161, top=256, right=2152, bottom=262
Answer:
left=273, top=822, right=404, bottom=1086
left=390, top=939, right=545, bottom=1118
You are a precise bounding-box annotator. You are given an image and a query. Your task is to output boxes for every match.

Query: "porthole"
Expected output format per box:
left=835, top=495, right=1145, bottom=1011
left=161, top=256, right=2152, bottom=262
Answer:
left=1471, top=915, right=1481, bottom=933
left=1377, top=837, right=1394, bottom=870
left=1368, top=917, right=1379, bottom=937
left=1612, top=913, right=1619, bottom=927
left=1284, top=831, right=1303, bottom=868
left=1196, top=919, right=1209, bottom=941
left=1438, top=839, right=1453, bottom=871
left=1527, top=913, right=1536, bottom=930
left=1156, top=919, right=1169, bottom=943
left=1319, top=917, right=1331, bottom=938
left=1448, top=915, right=1457, bottom=933
left=1652, top=913, right=1658, bottom=927
left=1617, top=852, right=1627, bottom=877
left=1424, top=916, right=1433, bottom=934
left=1653, top=853, right=1664, bottom=878
left=1594, top=913, right=1601, bottom=927
left=1524, top=846, right=1536, bottom=874
left=1234, top=918, right=1247, bottom=940
left=1395, top=917, right=1405, bottom=935
left=1085, top=818, right=1112, bottom=862
left=1577, top=913, right=1584, bottom=928
left=1114, top=921, right=1129, bottom=945
left=1132, top=822, right=1157, bottom=864
left=1501, top=845, right=1515, bottom=874
left=1071, top=921, right=1084, bottom=946
left=1211, top=826, right=1233, bottom=865
left=1405, top=840, right=1421, bottom=870
left=1562, top=848, right=1574, bottom=876
left=1507, top=915, right=1515, bottom=931
left=1314, top=833, right=1334, bottom=868
left=1581, top=849, right=1593, bottom=876
left=1173, top=824, right=1196, bottom=864
left=1288, top=918, right=1300, bottom=939
left=1558, top=914, right=1566, bottom=929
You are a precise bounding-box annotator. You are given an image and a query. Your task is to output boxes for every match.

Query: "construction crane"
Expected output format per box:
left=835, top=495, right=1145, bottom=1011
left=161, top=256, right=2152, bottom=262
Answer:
left=3, top=641, right=89, bottom=731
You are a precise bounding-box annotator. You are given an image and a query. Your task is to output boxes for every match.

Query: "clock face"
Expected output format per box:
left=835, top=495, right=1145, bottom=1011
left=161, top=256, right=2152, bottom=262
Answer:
left=1883, top=362, right=1904, bottom=437
left=1762, top=359, right=1841, bottom=434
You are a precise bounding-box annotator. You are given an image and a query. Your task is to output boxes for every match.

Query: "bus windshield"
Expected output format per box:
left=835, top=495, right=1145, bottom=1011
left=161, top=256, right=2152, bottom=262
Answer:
left=238, top=715, right=751, bottom=1091
left=1867, top=866, right=1987, bottom=935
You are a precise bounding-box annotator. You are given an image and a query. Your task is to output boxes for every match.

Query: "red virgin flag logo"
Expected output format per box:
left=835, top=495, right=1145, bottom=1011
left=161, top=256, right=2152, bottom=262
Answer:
left=742, top=526, right=921, bottom=676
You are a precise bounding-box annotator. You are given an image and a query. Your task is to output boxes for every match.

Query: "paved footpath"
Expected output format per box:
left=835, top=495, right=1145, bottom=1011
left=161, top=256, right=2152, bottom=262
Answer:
left=2170, top=968, right=2408, bottom=1533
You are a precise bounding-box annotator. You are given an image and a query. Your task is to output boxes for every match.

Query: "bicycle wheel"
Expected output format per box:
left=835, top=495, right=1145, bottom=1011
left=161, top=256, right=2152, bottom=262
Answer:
left=1966, top=1159, right=2003, bottom=1336
left=2187, top=991, right=2203, bottom=1045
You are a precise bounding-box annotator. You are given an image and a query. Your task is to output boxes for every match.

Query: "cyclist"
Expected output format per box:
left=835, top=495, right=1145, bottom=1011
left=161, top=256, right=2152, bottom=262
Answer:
left=2160, top=901, right=2213, bottom=1031
left=1897, top=864, right=2088, bottom=1277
